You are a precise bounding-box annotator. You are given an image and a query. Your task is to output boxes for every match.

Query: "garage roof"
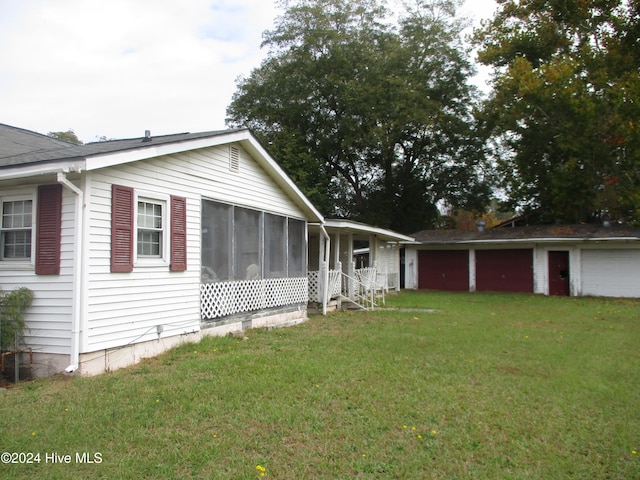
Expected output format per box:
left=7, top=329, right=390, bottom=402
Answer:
left=411, top=224, right=640, bottom=245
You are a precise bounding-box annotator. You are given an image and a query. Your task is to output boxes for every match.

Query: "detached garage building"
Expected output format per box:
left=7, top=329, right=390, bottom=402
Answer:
left=405, top=224, right=640, bottom=298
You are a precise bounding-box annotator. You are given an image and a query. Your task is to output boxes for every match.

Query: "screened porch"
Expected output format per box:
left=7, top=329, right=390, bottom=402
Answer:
left=199, top=199, right=309, bottom=320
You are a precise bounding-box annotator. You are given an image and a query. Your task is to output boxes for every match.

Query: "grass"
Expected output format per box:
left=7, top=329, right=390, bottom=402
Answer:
left=1, top=291, right=639, bottom=479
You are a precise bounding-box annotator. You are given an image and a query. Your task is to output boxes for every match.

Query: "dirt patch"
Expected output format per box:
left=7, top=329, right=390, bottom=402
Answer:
left=380, top=307, right=440, bottom=313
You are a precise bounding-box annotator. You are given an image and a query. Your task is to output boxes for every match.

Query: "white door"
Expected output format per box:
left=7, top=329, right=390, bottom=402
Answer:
left=581, top=249, right=640, bottom=297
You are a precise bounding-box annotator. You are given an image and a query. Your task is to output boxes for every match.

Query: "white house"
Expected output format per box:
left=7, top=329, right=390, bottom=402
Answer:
left=405, top=224, right=640, bottom=298
left=0, top=124, right=324, bottom=377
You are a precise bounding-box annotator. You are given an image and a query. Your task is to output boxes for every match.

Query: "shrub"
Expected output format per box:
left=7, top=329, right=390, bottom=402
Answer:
left=0, top=287, right=34, bottom=351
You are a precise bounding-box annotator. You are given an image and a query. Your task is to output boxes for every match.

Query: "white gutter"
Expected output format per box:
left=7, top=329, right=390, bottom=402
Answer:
left=0, top=161, right=85, bottom=181
left=323, top=219, right=415, bottom=243
left=425, top=237, right=640, bottom=245
left=56, top=172, right=84, bottom=373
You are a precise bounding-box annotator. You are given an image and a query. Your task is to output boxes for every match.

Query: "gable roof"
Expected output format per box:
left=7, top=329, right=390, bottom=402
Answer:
left=411, top=224, right=640, bottom=245
left=0, top=123, right=323, bottom=222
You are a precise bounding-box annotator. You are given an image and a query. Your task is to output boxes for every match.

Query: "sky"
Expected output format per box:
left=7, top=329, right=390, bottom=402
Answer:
left=0, top=0, right=498, bottom=144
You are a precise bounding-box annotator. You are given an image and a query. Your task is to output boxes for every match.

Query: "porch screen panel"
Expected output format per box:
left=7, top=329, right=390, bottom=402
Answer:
left=234, top=207, right=261, bottom=280
left=265, top=213, right=286, bottom=279
left=288, top=218, right=306, bottom=277
left=201, top=200, right=231, bottom=281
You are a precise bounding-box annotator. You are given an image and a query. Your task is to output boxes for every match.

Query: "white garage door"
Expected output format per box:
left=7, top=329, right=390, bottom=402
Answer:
left=581, top=249, right=640, bottom=297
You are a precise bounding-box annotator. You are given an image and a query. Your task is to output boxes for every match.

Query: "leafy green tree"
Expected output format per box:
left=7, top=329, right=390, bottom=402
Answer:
left=47, top=129, right=83, bottom=145
left=474, top=0, right=640, bottom=224
left=227, top=0, right=492, bottom=233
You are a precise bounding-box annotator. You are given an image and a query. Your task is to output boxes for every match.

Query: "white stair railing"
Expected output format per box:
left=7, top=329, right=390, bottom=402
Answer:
left=338, top=270, right=375, bottom=310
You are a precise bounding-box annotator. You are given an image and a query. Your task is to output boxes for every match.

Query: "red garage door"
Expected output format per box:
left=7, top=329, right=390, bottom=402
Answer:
left=476, top=249, right=533, bottom=292
left=418, top=250, right=469, bottom=291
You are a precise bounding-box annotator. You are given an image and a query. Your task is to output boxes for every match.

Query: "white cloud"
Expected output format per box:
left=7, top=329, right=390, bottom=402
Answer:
left=0, top=0, right=495, bottom=143
left=0, top=0, right=277, bottom=142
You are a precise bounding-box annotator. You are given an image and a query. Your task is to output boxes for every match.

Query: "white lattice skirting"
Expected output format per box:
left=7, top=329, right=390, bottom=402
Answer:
left=200, top=277, right=309, bottom=320
left=307, top=270, right=342, bottom=303
left=308, top=271, right=320, bottom=302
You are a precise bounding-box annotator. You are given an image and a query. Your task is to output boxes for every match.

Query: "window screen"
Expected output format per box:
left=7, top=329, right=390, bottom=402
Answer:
left=201, top=200, right=307, bottom=282
left=265, top=213, right=286, bottom=279
left=234, top=207, right=261, bottom=280
left=288, top=218, right=306, bottom=277
left=201, top=200, right=232, bottom=281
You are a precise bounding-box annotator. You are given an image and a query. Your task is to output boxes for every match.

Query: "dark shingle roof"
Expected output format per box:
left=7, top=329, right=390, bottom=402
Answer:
left=411, top=224, right=640, bottom=243
left=79, top=129, right=242, bottom=156
left=0, top=123, right=84, bottom=166
left=0, top=123, right=246, bottom=168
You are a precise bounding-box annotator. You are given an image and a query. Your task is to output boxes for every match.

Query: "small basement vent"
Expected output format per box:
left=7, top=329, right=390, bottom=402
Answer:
left=229, top=146, right=240, bottom=172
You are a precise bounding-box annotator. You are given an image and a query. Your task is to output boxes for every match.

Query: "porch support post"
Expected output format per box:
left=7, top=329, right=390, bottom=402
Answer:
left=346, top=233, right=354, bottom=299
left=318, top=229, right=325, bottom=277
left=369, top=235, right=377, bottom=268
left=469, top=249, right=476, bottom=292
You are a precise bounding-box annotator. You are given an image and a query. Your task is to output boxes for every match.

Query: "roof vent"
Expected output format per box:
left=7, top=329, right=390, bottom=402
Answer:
left=229, top=145, right=240, bottom=172
left=142, top=130, right=152, bottom=142
left=477, top=220, right=486, bottom=232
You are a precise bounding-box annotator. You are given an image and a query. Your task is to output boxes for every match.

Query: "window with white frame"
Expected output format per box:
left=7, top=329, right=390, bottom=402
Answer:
left=137, top=199, right=164, bottom=258
left=1, top=198, right=33, bottom=260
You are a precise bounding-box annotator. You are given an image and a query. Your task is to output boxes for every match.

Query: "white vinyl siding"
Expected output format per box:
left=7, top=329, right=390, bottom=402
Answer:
left=83, top=143, right=307, bottom=352
left=581, top=249, right=640, bottom=298
left=375, top=242, right=401, bottom=291
left=0, top=186, right=75, bottom=355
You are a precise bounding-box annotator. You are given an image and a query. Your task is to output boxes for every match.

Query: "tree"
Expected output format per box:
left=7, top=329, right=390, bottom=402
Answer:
left=0, top=288, right=33, bottom=352
left=47, top=129, right=83, bottom=145
left=227, top=0, right=493, bottom=233
left=474, top=0, right=640, bottom=224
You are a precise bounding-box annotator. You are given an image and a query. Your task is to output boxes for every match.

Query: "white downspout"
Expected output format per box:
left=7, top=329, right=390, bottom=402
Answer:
left=56, top=172, right=83, bottom=373
left=320, top=225, right=331, bottom=316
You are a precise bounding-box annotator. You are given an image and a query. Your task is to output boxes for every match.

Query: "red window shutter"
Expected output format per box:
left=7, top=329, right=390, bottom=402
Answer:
left=111, top=185, right=134, bottom=273
left=36, top=184, right=62, bottom=275
left=170, top=195, right=187, bottom=271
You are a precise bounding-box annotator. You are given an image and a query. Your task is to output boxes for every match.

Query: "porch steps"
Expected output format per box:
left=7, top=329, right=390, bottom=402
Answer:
left=308, top=298, right=371, bottom=313
left=307, top=299, right=340, bottom=315
left=340, top=298, right=368, bottom=311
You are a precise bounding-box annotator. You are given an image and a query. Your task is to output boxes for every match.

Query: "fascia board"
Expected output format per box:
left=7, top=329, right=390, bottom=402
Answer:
left=324, top=219, right=415, bottom=242
left=84, top=135, right=240, bottom=171
left=418, top=237, right=640, bottom=246
left=462, top=237, right=640, bottom=244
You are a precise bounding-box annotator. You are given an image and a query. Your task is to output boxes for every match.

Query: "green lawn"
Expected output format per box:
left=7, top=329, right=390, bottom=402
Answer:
left=1, top=292, right=639, bottom=479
